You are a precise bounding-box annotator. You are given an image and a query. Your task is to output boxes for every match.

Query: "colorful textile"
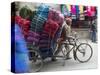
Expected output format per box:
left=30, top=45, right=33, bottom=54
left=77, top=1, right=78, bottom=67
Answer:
left=15, top=53, right=29, bottom=73
left=30, top=15, right=46, bottom=32
left=15, top=16, right=30, bottom=39
left=30, top=4, right=49, bottom=33
left=85, top=6, right=96, bottom=16
left=71, top=5, right=76, bottom=15
left=43, top=19, right=59, bottom=38
left=61, top=5, right=70, bottom=16
left=36, top=4, right=49, bottom=17
left=79, top=5, right=84, bottom=14
left=15, top=24, right=29, bottom=53
left=38, top=7, right=64, bottom=59
left=48, top=9, right=64, bottom=26
left=66, top=4, right=71, bottom=12
left=39, top=32, right=53, bottom=59
left=13, top=24, right=29, bottom=73
left=61, top=5, right=68, bottom=16
left=75, top=5, right=80, bottom=18
left=27, top=30, right=40, bottom=43
left=38, top=9, right=64, bottom=58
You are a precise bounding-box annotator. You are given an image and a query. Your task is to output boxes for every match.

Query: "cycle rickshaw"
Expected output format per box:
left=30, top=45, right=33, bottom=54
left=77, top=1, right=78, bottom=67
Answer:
left=25, top=4, right=93, bottom=72
left=28, top=30, right=93, bottom=72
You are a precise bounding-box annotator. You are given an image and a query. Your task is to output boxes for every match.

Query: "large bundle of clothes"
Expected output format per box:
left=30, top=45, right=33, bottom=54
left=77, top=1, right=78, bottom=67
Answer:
left=15, top=4, right=64, bottom=59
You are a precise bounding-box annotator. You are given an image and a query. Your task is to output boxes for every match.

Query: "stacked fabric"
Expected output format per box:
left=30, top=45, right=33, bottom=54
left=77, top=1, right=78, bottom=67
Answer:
left=45, top=9, right=64, bottom=50
left=30, top=4, right=49, bottom=33
left=48, top=9, right=64, bottom=26
left=43, top=19, right=59, bottom=39
left=30, top=15, right=46, bottom=32
left=15, top=16, right=30, bottom=39
left=27, top=30, right=40, bottom=44
left=39, top=32, right=53, bottom=59
left=38, top=8, right=64, bottom=58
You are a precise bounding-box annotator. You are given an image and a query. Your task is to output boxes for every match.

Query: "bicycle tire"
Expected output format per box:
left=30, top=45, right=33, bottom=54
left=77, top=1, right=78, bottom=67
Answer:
left=76, top=43, right=93, bottom=63
left=29, top=50, right=43, bottom=72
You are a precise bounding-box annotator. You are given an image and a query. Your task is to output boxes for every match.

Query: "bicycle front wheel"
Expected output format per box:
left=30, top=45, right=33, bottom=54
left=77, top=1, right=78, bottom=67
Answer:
left=76, top=43, right=93, bottom=63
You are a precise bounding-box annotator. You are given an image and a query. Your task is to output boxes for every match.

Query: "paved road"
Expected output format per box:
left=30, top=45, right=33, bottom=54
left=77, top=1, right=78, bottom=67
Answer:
left=30, top=39, right=98, bottom=72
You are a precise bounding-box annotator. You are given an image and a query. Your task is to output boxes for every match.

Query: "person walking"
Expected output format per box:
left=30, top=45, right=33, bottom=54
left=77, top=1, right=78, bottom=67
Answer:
left=90, top=21, right=97, bottom=43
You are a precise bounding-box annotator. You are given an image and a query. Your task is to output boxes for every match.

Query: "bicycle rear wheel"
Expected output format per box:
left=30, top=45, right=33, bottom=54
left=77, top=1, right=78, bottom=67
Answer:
left=76, top=43, right=93, bottom=63
left=29, top=50, right=43, bottom=72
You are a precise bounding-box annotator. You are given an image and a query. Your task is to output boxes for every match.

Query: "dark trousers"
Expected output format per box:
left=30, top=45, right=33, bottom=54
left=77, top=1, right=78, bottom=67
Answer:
left=91, top=31, right=97, bottom=42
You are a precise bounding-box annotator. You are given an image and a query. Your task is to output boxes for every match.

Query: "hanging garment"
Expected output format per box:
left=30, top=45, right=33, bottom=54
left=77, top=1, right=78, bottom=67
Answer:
left=91, top=6, right=96, bottom=16
left=12, top=24, right=29, bottom=73
left=61, top=4, right=70, bottom=16
left=61, top=5, right=68, bottom=16
left=71, top=5, right=76, bottom=15
left=15, top=16, right=30, bottom=39
left=66, top=4, right=71, bottom=12
left=30, top=4, right=49, bottom=33
left=79, top=5, right=84, bottom=14
left=65, top=4, right=71, bottom=16
left=75, top=5, right=80, bottom=19
left=86, top=6, right=92, bottom=16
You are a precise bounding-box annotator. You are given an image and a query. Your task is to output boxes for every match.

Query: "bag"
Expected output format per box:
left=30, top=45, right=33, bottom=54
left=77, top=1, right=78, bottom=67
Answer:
left=27, top=31, right=40, bottom=43
left=15, top=16, right=30, bottom=39
left=48, top=9, right=64, bottom=26
left=43, top=19, right=59, bottom=38
left=30, top=4, right=49, bottom=33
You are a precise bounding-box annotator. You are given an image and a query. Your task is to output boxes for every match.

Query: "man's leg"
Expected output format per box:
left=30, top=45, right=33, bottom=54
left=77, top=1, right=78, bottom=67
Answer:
left=92, top=31, right=94, bottom=42
left=65, top=44, right=71, bottom=59
left=94, top=31, right=96, bottom=42
left=51, top=43, right=62, bottom=61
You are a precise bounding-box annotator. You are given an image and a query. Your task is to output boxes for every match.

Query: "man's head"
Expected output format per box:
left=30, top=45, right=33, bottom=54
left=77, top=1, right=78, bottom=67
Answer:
left=65, top=17, right=72, bottom=25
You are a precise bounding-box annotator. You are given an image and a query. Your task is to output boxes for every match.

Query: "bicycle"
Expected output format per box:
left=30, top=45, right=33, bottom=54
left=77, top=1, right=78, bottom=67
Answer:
left=59, top=36, right=93, bottom=63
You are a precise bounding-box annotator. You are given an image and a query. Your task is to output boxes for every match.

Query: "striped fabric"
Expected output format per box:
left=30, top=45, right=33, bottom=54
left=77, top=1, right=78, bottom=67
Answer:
left=39, top=32, right=53, bottom=59
left=27, top=30, right=40, bottom=44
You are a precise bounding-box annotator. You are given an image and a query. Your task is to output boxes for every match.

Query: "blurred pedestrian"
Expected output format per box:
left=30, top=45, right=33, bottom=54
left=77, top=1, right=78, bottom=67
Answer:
left=90, top=21, right=97, bottom=43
